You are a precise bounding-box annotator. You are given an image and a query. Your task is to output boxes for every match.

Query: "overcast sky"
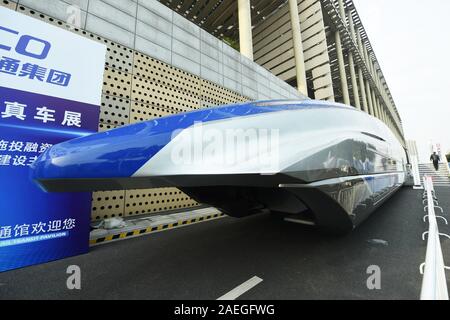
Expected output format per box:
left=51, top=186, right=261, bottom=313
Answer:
left=352, top=0, right=450, bottom=162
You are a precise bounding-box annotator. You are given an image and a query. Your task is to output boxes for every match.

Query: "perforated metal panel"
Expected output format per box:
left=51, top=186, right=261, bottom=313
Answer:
left=98, top=122, right=118, bottom=132
left=100, top=95, right=130, bottom=126
left=124, top=188, right=198, bottom=217
left=106, top=42, right=134, bottom=74
left=131, top=76, right=200, bottom=112
left=134, top=53, right=201, bottom=94
left=91, top=191, right=126, bottom=221
left=16, top=4, right=69, bottom=28
left=130, top=101, right=177, bottom=124
left=103, top=67, right=132, bottom=99
left=1, top=0, right=16, bottom=10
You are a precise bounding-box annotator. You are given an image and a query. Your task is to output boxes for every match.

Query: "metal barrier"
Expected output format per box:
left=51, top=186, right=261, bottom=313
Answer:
left=411, top=155, right=423, bottom=189
left=419, top=176, right=449, bottom=300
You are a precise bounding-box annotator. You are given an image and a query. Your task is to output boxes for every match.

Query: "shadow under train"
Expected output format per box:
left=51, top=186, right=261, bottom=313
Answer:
left=32, top=100, right=408, bottom=234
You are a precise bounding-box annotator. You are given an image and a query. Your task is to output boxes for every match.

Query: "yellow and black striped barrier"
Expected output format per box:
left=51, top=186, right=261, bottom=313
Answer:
left=90, top=212, right=226, bottom=245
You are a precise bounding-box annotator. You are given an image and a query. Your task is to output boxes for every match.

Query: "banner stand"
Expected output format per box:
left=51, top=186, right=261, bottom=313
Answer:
left=0, top=7, right=106, bottom=272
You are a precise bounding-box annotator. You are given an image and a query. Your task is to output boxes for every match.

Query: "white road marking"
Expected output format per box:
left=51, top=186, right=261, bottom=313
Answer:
left=217, top=276, right=263, bottom=300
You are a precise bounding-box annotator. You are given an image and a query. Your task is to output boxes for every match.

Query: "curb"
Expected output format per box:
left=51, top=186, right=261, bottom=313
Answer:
left=90, top=211, right=226, bottom=246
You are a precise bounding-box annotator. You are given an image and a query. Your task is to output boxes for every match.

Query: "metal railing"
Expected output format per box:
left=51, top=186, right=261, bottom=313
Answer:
left=420, top=176, right=449, bottom=300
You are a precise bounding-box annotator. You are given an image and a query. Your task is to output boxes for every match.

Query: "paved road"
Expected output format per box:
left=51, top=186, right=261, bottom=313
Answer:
left=1, top=187, right=450, bottom=300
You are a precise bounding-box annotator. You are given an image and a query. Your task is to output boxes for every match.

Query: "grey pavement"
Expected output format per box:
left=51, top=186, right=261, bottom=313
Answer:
left=1, top=187, right=449, bottom=300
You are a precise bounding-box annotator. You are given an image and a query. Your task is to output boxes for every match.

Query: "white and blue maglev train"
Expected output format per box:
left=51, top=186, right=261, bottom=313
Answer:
left=32, top=100, right=409, bottom=233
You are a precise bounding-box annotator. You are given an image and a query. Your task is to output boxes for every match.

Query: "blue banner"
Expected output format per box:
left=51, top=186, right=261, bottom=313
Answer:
left=0, top=87, right=100, bottom=271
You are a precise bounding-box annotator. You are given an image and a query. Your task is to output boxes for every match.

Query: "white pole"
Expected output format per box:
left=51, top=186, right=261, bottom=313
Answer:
left=288, top=0, right=308, bottom=95
left=335, top=31, right=350, bottom=105
left=238, top=0, right=254, bottom=61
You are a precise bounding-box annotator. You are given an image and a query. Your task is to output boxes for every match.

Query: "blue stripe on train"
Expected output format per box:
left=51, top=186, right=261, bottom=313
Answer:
left=31, top=100, right=347, bottom=180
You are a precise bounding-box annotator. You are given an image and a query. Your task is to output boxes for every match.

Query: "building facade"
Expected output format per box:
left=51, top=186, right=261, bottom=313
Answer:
left=1, top=0, right=405, bottom=222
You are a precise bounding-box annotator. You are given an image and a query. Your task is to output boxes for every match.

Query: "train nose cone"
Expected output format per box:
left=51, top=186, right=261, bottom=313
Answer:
left=31, top=121, right=174, bottom=190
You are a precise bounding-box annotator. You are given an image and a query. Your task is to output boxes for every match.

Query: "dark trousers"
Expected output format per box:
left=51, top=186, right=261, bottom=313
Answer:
left=433, top=161, right=439, bottom=171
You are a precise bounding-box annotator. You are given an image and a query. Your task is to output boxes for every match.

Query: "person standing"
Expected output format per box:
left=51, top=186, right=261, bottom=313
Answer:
left=430, top=152, right=441, bottom=171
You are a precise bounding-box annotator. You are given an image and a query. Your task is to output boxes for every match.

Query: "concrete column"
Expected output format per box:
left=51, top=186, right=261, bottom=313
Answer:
left=373, top=67, right=381, bottom=96
left=364, top=46, right=373, bottom=77
left=372, top=91, right=379, bottom=119
left=375, top=98, right=382, bottom=120
left=348, top=11, right=356, bottom=42
left=373, top=79, right=384, bottom=120
left=371, top=95, right=378, bottom=118
left=388, top=99, right=394, bottom=120
left=386, top=106, right=390, bottom=123
left=288, top=0, right=308, bottom=95
left=362, top=42, right=369, bottom=66
left=370, top=56, right=376, bottom=78
left=375, top=97, right=381, bottom=120
left=358, top=68, right=368, bottom=113
left=335, top=31, right=350, bottom=105
left=381, top=103, right=386, bottom=123
left=347, top=12, right=361, bottom=109
left=338, top=0, right=347, bottom=26
left=383, top=94, right=388, bottom=115
left=384, top=93, right=390, bottom=113
left=348, top=51, right=360, bottom=109
left=238, top=0, right=254, bottom=60
left=359, top=34, right=375, bottom=83
left=370, top=59, right=377, bottom=85
left=381, top=80, right=385, bottom=98
left=376, top=69, right=382, bottom=92
left=363, top=44, right=376, bottom=80
left=365, top=80, right=374, bottom=116
left=356, top=30, right=365, bottom=63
